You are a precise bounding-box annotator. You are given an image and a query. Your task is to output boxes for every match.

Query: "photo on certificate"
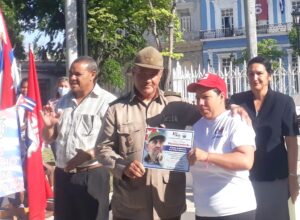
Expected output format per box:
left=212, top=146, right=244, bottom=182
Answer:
left=142, top=127, right=194, bottom=172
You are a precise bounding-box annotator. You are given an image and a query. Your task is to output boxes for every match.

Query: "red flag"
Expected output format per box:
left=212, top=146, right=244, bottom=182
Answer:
left=26, top=48, right=52, bottom=220
left=0, top=9, right=20, bottom=109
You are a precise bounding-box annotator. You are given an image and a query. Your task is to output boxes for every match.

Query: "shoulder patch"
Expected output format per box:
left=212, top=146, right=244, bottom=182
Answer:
left=164, top=91, right=181, bottom=98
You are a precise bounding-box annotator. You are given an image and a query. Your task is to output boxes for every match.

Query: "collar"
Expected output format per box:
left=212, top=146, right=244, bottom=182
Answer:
left=128, top=87, right=164, bottom=104
left=250, top=87, right=273, bottom=99
left=70, top=84, right=101, bottom=104
left=90, top=83, right=102, bottom=97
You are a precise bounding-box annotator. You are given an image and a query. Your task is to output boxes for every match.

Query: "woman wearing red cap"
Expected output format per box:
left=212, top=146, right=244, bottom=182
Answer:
left=187, top=73, right=257, bottom=220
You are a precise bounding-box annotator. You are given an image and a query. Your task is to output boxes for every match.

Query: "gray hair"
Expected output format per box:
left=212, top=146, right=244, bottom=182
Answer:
left=72, top=56, right=98, bottom=74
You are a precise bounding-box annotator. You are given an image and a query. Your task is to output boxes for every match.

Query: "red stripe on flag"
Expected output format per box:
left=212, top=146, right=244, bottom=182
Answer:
left=0, top=9, right=17, bottom=109
left=26, top=48, right=52, bottom=220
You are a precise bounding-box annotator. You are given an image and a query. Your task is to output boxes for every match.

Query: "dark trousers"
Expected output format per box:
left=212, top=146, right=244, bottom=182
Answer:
left=54, top=166, right=110, bottom=220
left=113, top=217, right=181, bottom=220
left=196, top=210, right=256, bottom=220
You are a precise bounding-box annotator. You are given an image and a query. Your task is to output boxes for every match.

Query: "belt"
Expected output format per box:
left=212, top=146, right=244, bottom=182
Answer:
left=76, top=163, right=102, bottom=173
left=73, top=163, right=102, bottom=173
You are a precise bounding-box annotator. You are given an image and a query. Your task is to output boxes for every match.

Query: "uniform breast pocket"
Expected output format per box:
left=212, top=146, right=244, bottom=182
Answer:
left=77, top=114, right=101, bottom=136
left=117, top=122, right=144, bottom=159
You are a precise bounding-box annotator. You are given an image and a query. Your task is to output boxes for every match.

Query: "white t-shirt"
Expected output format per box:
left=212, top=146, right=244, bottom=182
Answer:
left=191, top=110, right=257, bottom=217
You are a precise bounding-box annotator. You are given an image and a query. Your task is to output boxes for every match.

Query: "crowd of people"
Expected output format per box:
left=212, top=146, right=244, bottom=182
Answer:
left=10, top=46, right=300, bottom=220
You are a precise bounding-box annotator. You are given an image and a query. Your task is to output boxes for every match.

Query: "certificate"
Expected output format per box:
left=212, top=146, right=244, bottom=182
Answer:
left=142, top=127, right=194, bottom=172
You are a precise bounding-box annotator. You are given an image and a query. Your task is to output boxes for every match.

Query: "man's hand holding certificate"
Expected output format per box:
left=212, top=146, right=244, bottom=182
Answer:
left=142, top=127, right=194, bottom=172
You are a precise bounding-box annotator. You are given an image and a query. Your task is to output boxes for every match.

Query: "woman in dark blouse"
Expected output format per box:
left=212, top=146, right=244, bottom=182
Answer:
left=230, top=56, right=299, bottom=220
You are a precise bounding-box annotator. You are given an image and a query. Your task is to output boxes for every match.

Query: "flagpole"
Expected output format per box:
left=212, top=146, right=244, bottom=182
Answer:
left=244, top=0, right=257, bottom=58
left=65, top=0, right=78, bottom=75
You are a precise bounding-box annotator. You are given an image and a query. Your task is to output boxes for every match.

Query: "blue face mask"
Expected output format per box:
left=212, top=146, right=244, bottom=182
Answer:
left=57, top=87, right=70, bottom=97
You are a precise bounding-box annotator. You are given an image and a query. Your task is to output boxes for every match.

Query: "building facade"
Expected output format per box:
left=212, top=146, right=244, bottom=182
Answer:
left=198, top=0, right=299, bottom=71
left=20, top=61, right=66, bottom=105
left=175, top=0, right=202, bottom=70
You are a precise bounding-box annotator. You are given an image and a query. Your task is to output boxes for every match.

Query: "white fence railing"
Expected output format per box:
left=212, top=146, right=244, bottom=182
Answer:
left=172, top=59, right=300, bottom=103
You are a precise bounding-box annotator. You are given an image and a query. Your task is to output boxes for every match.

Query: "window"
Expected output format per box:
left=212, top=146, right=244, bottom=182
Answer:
left=222, top=57, right=231, bottom=72
left=179, top=10, right=191, bottom=32
left=291, top=54, right=299, bottom=92
left=221, top=9, right=233, bottom=37
left=292, top=54, right=299, bottom=70
left=292, top=1, right=300, bottom=11
left=180, top=16, right=191, bottom=32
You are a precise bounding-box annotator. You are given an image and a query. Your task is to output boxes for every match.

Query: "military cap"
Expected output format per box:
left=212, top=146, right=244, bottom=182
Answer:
left=134, top=46, right=164, bottom=70
left=148, top=131, right=165, bottom=142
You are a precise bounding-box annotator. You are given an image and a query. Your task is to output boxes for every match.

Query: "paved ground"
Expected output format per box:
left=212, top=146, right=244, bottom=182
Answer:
left=42, top=129, right=300, bottom=220
left=45, top=171, right=300, bottom=220
left=182, top=187, right=196, bottom=219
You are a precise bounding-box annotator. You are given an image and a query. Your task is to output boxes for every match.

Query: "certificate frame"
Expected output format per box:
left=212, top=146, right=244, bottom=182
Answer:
left=142, top=127, right=194, bottom=172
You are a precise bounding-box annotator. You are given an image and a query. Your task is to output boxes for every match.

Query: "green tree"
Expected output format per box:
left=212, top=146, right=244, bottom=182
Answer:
left=13, top=0, right=65, bottom=60
left=87, top=0, right=182, bottom=89
left=1, top=0, right=64, bottom=60
left=101, top=59, right=124, bottom=89
left=0, top=0, right=25, bottom=59
left=6, top=0, right=181, bottom=89
left=236, top=38, right=285, bottom=68
left=288, top=27, right=298, bottom=55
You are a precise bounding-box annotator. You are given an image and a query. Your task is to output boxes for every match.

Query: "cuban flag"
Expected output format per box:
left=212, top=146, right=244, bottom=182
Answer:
left=16, top=94, right=36, bottom=112
left=279, top=0, right=285, bottom=14
left=0, top=9, right=20, bottom=109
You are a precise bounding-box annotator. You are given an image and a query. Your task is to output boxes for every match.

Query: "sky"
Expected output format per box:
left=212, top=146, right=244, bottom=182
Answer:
left=22, top=30, right=63, bottom=52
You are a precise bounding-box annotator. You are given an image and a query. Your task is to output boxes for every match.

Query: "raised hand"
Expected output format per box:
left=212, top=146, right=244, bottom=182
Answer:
left=40, top=104, right=60, bottom=129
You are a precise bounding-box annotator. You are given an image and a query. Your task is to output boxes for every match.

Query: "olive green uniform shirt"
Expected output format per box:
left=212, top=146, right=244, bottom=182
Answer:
left=96, top=89, right=200, bottom=220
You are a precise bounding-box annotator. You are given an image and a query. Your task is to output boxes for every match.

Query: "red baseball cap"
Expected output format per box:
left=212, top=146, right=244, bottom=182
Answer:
left=187, top=73, right=227, bottom=98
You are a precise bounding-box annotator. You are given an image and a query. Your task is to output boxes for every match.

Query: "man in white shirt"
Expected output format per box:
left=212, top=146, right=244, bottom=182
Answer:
left=41, top=56, right=116, bottom=220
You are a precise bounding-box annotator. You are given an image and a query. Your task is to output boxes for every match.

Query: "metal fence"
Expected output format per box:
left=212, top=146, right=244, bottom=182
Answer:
left=172, top=59, right=300, bottom=103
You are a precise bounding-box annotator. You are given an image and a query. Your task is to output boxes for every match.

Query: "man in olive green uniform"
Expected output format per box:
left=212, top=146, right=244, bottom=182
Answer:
left=96, top=46, right=200, bottom=220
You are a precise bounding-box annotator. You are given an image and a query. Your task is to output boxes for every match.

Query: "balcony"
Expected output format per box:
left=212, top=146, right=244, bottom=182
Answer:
left=182, top=31, right=202, bottom=41
left=198, top=22, right=293, bottom=40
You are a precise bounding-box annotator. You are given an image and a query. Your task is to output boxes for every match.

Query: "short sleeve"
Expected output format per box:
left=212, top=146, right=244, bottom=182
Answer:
left=230, top=116, right=256, bottom=150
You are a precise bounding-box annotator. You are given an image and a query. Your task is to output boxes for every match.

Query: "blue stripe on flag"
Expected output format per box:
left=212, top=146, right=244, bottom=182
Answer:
left=9, top=50, right=14, bottom=65
left=17, top=95, right=36, bottom=112
left=0, top=43, right=3, bottom=74
left=19, top=103, right=35, bottom=111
